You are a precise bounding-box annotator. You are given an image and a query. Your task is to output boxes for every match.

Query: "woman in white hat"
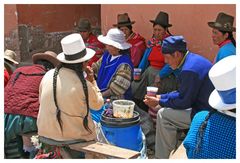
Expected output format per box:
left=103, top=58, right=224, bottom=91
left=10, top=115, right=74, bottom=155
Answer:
left=183, top=55, right=236, bottom=158
left=36, top=33, right=104, bottom=158
left=92, top=28, right=134, bottom=100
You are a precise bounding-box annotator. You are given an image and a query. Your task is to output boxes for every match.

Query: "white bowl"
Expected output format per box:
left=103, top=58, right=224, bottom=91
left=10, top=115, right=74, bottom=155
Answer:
left=112, top=100, right=135, bottom=118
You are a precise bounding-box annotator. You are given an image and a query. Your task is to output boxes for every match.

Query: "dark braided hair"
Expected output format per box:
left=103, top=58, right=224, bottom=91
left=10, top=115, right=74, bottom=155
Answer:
left=194, top=109, right=217, bottom=154
left=53, top=62, right=92, bottom=133
left=219, top=30, right=236, bottom=47
left=12, top=60, right=54, bottom=86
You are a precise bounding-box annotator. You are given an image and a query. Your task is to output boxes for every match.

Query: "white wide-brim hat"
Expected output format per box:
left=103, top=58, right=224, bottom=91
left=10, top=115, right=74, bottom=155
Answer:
left=57, top=33, right=95, bottom=64
left=208, top=55, right=236, bottom=111
left=4, top=49, right=19, bottom=64
left=98, top=28, right=131, bottom=50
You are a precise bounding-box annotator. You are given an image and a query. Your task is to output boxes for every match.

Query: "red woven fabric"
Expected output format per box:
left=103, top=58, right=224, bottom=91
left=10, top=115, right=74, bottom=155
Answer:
left=4, top=65, right=46, bottom=118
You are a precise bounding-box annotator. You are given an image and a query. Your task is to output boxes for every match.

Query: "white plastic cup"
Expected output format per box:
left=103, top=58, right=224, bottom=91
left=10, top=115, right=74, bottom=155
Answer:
left=147, top=86, right=158, bottom=96
left=133, top=68, right=142, bottom=80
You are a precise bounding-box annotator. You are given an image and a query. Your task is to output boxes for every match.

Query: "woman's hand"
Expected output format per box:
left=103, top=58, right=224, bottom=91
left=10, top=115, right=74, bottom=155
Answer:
left=85, top=66, right=95, bottom=83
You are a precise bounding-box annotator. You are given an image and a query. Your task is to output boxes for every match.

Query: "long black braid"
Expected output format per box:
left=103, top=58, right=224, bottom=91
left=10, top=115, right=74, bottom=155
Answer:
left=53, top=62, right=92, bottom=133
left=194, top=109, right=217, bottom=154
left=219, top=30, right=236, bottom=47
left=12, top=60, right=54, bottom=86
left=53, top=64, right=63, bottom=132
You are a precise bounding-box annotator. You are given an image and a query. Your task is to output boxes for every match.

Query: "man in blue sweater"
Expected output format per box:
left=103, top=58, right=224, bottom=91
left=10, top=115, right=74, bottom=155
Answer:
left=144, top=35, right=214, bottom=159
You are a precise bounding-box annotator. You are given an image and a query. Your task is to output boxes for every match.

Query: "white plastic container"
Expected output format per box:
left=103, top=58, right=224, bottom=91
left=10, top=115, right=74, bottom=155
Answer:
left=112, top=100, right=135, bottom=118
left=146, top=86, right=158, bottom=96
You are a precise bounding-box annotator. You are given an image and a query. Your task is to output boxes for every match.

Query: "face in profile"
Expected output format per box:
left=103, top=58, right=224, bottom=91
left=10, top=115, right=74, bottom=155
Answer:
left=211, top=28, right=228, bottom=45
left=105, top=45, right=119, bottom=56
left=163, top=52, right=181, bottom=70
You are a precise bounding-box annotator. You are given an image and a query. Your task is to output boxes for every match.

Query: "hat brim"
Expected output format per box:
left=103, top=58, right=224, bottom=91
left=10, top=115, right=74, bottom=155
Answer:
left=32, top=53, right=60, bottom=67
left=218, top=110, right=236, bottom=118
left=149, top=20, right=172, bottom=27
left=4, top=56, right=19, bottom=64
left=98, top=35, right=132, bottom=50
left=209, top=89, right=236, bottom=111
left=208, top=22, right=236, bottom=32
left=113, top=21, right=135, bottom=27
left=57, top=48, right=95, bottom=64
left=76, top=27, right=91, bottom=32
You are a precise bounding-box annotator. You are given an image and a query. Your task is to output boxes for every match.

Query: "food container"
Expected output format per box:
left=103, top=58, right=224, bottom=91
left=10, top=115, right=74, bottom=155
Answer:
left=112, top=100, right=135, bottom=118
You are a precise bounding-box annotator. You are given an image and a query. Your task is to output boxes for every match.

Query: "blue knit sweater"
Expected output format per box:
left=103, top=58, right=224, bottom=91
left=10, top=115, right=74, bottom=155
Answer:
left=159, top=52, right=214, bottom=118
left=183, top=111, right=236, bottom=159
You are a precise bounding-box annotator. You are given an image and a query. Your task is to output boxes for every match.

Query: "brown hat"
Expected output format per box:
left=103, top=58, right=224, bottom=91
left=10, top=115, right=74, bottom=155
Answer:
left=4, top=49, right=19, bottom=64
left=113, top=13, right=135, bottom=27
left=208, top=12, right=236, bottom=32
left=76, top=18, right=91, bottom=32
left=150, top=11, right=172, bottom=28
left=32, top=51, right=60, bottom=67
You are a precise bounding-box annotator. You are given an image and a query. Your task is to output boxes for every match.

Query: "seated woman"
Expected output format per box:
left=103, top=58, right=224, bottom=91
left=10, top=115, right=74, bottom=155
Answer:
left=113, top=13, right=146, bottom=67
left=36, top=33, right=104, bottom=158
left=183, top=55, right=236, bottom=159
left=4, top=51, right=59, bottom=158
left=92, top=28, right=134, bottom=100
left=131, top=11, right=173, bottom=109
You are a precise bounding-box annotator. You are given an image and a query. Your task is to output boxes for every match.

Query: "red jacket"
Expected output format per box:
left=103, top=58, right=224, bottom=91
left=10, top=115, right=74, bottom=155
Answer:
left=4, top=65, right=46, bottom=118
left=86, top=34, right=105, bottom=66
left=4, top=69, right=10, bottom=87
left=127, top=33, right=146, bottom=67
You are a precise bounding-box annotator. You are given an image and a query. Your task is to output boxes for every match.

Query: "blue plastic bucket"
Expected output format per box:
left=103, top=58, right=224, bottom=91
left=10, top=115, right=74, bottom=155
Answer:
left=100, top=111, right=143, bottom=151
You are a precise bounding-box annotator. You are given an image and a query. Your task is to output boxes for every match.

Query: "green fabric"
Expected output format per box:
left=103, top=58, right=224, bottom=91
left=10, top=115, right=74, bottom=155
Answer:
left=4, top=114, right=37, bottom=148
left=5, top=136, right=24, bottom=158
left=4, top=114, right=37, bottom=158
left=5, top=114, right=37, bottom=144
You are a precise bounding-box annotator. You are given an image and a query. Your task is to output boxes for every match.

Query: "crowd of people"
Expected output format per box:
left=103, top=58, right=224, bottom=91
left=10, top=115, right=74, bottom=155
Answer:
left=4, top=11, right=236, bottom=159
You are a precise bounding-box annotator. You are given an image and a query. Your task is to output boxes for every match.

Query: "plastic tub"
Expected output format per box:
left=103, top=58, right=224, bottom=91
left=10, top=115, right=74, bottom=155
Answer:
left=112, top=100, right=135, bottom=118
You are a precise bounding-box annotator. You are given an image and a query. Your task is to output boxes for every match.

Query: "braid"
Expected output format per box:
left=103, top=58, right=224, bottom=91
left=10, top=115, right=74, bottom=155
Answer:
left=228, top=32, right=236, bottom=47
left=76, top=65, right=92, bottom=133
left=53, top=64, right=63, bottom=132
left=12, top=71, right=46, bottom=86
left=194, top=109, right=216, bottom=154
left=166, top=28, right=173, bottom=36
left=62, top=63, right=92, bottom=133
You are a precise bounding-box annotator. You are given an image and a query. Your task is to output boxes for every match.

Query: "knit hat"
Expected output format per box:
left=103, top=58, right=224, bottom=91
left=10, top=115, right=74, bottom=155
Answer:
left=162, top=35, right=187, bottom=54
